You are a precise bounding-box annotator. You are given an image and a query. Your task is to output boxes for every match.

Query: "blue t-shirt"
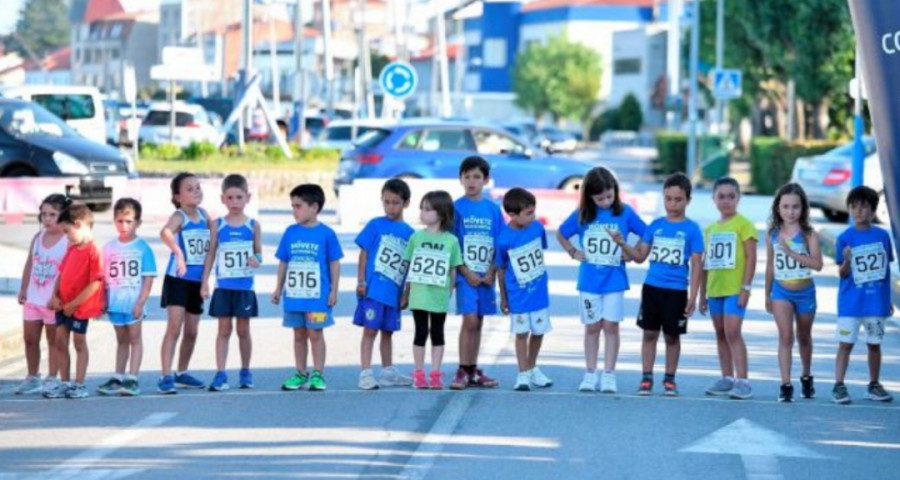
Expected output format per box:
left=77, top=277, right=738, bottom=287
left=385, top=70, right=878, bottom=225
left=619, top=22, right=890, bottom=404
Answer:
left=558, top=204, right=647, bottom=294
left=835, top=225, right=894, bottom=317
left=103, top=238, right=157, bottom=314
left=495, top=222, right=550, bottom=313
left=641, top=217, right=704, bottom=291
left=453, top=196, right=503, bottom=277
left=166, top=209, right=210, bottom=282
left=275, top=223, right=344, bottom=313
left=355, top=216, right=415, bottom=308
left=214, top=217, right=257, bottom=291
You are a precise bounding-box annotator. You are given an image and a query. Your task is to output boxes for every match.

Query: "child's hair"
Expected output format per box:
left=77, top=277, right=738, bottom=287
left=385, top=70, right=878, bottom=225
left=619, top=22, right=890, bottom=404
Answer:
left=58, top=204, right=94, bottom=228
left=663, top=172, right=692, bottom=199
left=290, top=183, right=326, bottom=212
left=502, top=187, right=536, bottom=215
left=579, top=166, right=622, bottom=223
left=114, top=197, right=143, bottom=221
left=846, top=185, right=879, bottom=211
left=459, top=155, right=491, bottom=178
left=712, top=176, right=741, bottom=195
left=421, top=190, right=454, bottom=231
left=768, top=182, right=812, bottom=235
left=382, top=178, right=411, bottom=202
left=38, top=193, right=72, bottom=222
left=170, top=172, right=197, bottom=208
left=222, top=173, right=249, bottom=193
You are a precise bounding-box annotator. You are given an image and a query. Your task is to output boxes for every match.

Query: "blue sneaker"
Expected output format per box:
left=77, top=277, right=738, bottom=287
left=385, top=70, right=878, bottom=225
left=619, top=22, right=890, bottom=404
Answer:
left=239, top=369, right=254, bottom=389
left=209, top=371, right=229, bottom=392
left=174, top=372, right=205, bottom=389
left=157, top=374, right=176, bottom=394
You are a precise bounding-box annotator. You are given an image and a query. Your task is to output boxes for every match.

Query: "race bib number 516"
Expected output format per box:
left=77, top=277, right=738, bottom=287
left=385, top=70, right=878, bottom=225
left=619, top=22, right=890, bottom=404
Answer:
left=286, top=261, right=321, bottom=299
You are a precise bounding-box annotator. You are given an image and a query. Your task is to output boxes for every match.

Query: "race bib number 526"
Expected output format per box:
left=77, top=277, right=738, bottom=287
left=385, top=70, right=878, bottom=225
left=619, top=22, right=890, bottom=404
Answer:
left=407, top=249, right=450, bottom=287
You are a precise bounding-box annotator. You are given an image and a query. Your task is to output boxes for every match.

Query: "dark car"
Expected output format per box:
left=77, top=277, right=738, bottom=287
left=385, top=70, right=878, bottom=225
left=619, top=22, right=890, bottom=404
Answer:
left=0, top=98, right=135, bottom=211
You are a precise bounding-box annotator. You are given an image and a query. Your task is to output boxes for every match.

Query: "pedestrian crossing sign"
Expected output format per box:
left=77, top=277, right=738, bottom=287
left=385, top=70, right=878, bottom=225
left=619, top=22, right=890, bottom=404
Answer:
left=712, top=69, right=742, bottom=100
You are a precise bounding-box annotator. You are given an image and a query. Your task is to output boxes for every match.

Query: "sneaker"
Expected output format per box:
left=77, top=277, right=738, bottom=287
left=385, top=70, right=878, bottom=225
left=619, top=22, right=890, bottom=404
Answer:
left=529, top=367, right=553, bottom=388
left=449, top=368, right=469, bottom=390
left=429, top=370, right=444, bottom=390
left=282, top=371, right=309, bottom=391
left=15, top=375, right=43, bottom=395
left=778, top=383, right=794, bottom=403
left=800, top=375, right=815, bottom=399
left=120, top=378, right=141, bottom=396
left=42, top=382, right=68, bottom=399
left=865, top=382, right=894, bottom=402
left=514, top=372, right=531, bottom=391
left=600, top=372, right=617, bottom=393
left=97, top=378, right=122, bottom=396
left=41, top=376, right=60, bottom=395
left=728, top=380, right=753, bottom=400
left=358, top=369, right=379, bottom=390
left=209, top=371, right=229, bottom=392
left=174, top=372, right=205, bottom=389
left=832, top=383, right=851, bottom=404
left=157, top=374, right=177, bottom=394
left=379, top=366, right=413, bottom=387
left=469, top=368, right=499, bottom=388
left=239, top=369, right=254, bottom=389
left=637, top=377, right=653, bottom=396
left=65, top=383, right=88, bottom=399
left=413, top=369, right=428, bottom=389
left=706, top=377, right=735, bottom=396
left=309, top=370, right=326, bottom=391
left=579, top=372, right=598, bottom=392
left=663, top=379, right=679, bottom=397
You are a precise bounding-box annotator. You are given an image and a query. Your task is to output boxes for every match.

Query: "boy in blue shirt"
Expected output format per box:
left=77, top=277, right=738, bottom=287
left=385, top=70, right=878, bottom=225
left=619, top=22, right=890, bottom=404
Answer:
left=272, top=184, right=343, bottom=392
left=354, top=179, right=415, bottom=390
left=451, top=156, right=503, bottom=390
left=832, top=186, right=894, bottom=404
left=496, top=188, right=553, bottom=391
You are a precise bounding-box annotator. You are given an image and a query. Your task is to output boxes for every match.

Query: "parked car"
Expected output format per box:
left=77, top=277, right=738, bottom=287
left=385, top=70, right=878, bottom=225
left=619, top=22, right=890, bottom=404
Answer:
left=0, top=98, right=135, bottom=211
left=790, top=137, right=888, bottom=223
left=335, top=120, right=592, bottom=192
left=538, top=126, right=579, bottom=154
left=105, top=102, right=146, bottom=146
left=0, top=85, right=106, bottom=145
left=314, top=118, right=395, bottom=151
left=138, top=102, right=220, bottom=147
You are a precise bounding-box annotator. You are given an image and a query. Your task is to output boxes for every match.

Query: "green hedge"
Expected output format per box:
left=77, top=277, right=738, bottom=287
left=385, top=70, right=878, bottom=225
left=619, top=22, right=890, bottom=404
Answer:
left=749, top=138, right=841, bottom=195
left=655, top=131, right=688, bottom=174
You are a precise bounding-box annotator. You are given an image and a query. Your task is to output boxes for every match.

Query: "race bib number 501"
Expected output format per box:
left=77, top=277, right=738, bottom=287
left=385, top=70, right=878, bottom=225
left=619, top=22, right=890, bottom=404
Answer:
left=705, top=232, right=737, bottom=270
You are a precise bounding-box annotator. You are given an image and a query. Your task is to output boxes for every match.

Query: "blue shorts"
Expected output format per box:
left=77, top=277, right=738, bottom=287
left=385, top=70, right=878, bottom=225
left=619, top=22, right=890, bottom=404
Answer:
left=708, top=295, right=747, bottom=318
left=108, top=312, right=141, bottom=326
left=353, top=297, right=401, bottom=332
left=771, top=282, right=816, bottom=315
left=283, top=311, right=334, bottom=330
left=209, top=288, right=259, bottom=318
left=456, top=279, right=497, bottom=316
left=56, top=312, right=89, bottom=335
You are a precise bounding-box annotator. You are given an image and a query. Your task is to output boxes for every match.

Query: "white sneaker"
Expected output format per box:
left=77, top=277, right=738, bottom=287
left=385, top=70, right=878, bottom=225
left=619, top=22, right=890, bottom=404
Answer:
left=579, top=372, right=598, bottom=392
left=378, top=366, right=413, bottom=387
left=358, top=369, right=379, bottom=390
left=15, top=375, right=42, bottom=395
left=514, top=372, right=531, bottom=391
left=600, top=372, right=617, bottom=393
left=530, top=367, right=553, bottom=388
left=42, top=376, right=60, bottom=393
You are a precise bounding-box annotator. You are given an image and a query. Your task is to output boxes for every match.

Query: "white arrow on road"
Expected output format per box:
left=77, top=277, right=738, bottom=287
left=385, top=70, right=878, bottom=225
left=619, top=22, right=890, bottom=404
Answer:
left=679, top=418, right=830, bottom=480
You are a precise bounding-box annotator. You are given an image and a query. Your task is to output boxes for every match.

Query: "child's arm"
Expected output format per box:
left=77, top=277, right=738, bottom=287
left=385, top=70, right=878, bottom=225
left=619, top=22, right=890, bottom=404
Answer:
left=738, top=238, right=758, bottom=308
left=686, top=253, right=702, bottom=317
left=356, top=249, right=368, bottom=297
left=400, top=282, right=410, bottom=310
left=609, top=228, right=648, bottom=263
left=459, top=264, right=481, bottom=287
left=497, top=267, right=509, bottom=314
left=556, top=230, right=585, bottom=262
left=200, top=218, right=220, bottom=299
left=482, top=264, right=496, bottom=286
left=271, top=261, right=286, bottom=305
left=249, top=220, right=263, bottom=268
left=764, top=235, right=774, bottom=314
left=49, top=274, right=63, bottom=311
left=133, top=275, right=155, bottom=320
left=160, top=212, right=186, bottom=276
left=63, top=280, right=102, bottom=316
left=698, top=263, right=708, bottom=315
left=328, top=259, right=340, bottom=307
left=838, top=244, right=852, bottom=278
left=17, top=234, right=37, bottom=305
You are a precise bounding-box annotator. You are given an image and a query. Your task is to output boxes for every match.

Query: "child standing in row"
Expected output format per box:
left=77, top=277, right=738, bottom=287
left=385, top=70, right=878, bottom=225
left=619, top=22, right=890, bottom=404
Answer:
left=16, top=194, right=69, bottom=395
left=203, top=174, right=262, bottom=391
left=354, top=179, right=415, bottom=390
left=98, top=198, right=157, bottom=396
left=403, top=191, right=463, bottom=389
left=558, top=166, right=647, bottom=393
left=273, top=184, right=343, bottom=392
left=765, top=183, right=822, bottom=402
left=496, top=188, right=553, bottom=391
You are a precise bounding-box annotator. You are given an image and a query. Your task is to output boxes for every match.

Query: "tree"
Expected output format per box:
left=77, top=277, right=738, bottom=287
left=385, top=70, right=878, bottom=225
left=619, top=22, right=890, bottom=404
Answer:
left=617, top=93, right=643, bottom=131
left=6, top=0, right=70, bottom=60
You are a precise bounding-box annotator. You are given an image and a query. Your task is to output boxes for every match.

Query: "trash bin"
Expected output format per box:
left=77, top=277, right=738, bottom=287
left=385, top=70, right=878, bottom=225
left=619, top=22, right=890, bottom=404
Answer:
left=700, top=135, right=732, bottom=181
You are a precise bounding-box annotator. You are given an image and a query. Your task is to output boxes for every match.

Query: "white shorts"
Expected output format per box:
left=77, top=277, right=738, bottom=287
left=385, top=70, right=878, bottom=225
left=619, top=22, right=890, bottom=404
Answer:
left=836, top=317, right=886, bottom=345
left=510, top=308, right=552, bottom=335
left=579, top=292, right=624, bottom=325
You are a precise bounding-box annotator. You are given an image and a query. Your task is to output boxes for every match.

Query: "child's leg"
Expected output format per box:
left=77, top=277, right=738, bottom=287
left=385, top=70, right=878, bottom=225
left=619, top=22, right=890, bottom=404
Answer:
left=308, top=329, right=326, bottom=372
left=412, top=310, right=428, bottom=370
left=215, top=317, right=234, bottom=372
left=867, top=344, right=882, bottom=384
left=160, top=306, right=186, bottom=376
left=641, top=329, right=660, bottom=374
left=72, top=332, right=89, bottom=384
left=772, top=301, right=796, bottom=384
left=176, top=312, right=201, bottom=373
left=459, top=313, right=481, bottom=367
left=663, top=333, right=681, bottom=376
left=360, top=327, right=378, bottom=370
left=527, top=334, right=544, bottom=370
left=45, top=324, right=58, bottom=377
left=380, top=331, right=394, bottom=368
left=723, top=314, right=748, bottom=379
left=127, top=322, right=143, bottom=376
left=23, top=321, right=43, bottom=377
left=834, top=342, right=854, bottom=383
left=236, top=317, right=252, bottom=370
left=583, top=323, right=602, bottom=372
left=711, top=314, right=733, bottom=377
left=293, top=328, right=309, bottom=372
left=795, top=312, right=815, bottom=378
left=515, top=333, right=529, bottom=372
left=470, top=314, right=484, bottom=367
left=114, top=325, right=131, bottom=375
left=55, top=326, right=71, bottom=382
left=601, top=320, right=620, bottom=372
left=430, top=312, right=446, bottom=371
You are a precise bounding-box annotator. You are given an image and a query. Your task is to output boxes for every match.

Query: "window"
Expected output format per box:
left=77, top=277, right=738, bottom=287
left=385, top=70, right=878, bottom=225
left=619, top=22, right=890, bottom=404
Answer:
left=110, top=49, right=119, bottom=60
left=419, top=129, right=475, bottom=152
left=31, top=94, right=96, bottom=121
left=144, top=110, right=196, bottom=127
left=398, top=130, right=422, bottom=149
left=110, top=23, right=122, bottom=38
left=614, top=58, right=641, bottom=75
left=483, top=38, right=507, bottom=68
left=473, top=130, right=523, bottom=155
left=84, top=49, right=92, bottom=63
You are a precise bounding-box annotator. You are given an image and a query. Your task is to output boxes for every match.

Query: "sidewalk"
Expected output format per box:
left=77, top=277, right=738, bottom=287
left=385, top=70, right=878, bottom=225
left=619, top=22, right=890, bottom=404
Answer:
left=0, top=244, right=28, bottom=363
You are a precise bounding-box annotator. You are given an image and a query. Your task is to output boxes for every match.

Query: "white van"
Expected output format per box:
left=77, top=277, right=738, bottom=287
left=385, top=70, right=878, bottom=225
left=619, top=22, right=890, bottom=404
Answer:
left=0, top=85, right=106, bottom=145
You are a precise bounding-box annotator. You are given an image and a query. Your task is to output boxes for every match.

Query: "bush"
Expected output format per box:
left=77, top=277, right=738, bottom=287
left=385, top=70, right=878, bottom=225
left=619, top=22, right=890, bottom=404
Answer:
left=145, top=143, right=182, bottom=160
left=590, top=109, right=620, bottom=140
left=618, top=93, right=643, bottom=131
left=183, top=141, right=219, bottom=160
left=655, top=131, right=688, bottom=174
left=264, top=144, right=286, bottom=159
left=749, top=137, right=841, bottom=194
left=300, top=146, right=340, bottom=162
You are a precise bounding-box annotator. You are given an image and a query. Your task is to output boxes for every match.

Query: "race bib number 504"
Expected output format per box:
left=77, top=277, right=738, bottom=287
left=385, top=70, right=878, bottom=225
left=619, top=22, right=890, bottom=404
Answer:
left=182, top=229, right=210, bottom=266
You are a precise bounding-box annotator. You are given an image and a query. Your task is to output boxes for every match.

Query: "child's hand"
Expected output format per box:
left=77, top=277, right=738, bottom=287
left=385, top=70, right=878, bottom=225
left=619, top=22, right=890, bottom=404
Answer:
left=62, top=302, right=76, bottom=317
left=765, top=296, right=773, bottom=314
left=699, top=298, right=708, bottom=316
left=49, top=296, right=62, bottom=311
left=248, top=256, right=260, bottom=269
left=842, top=246, right=852, bottom=262
left=400, top=294, right=409, bottom=310
left=500, top=298, right=510, bottom=315
left=328, top=291, right=337, bottom=307
left=738, top=290, right=750, bottom=308
left=132, top=303, right=144, bottom=320
left=572, top=249, right=586, bottom=262
left=465, top=271, right=481, bottom=287
left=200, top=282, right=210, bottom=300
left=176, top=256, right=187, bottom=277
left=17, top=289, right=26, bottom=305
left=605, top=227, right=625, bottom=246
left=683, top=298, right=696, bottom=317
left=270, top=291, right=281, bottom=305
left=483, top=270, right=495, bottom=286
left=356, top=283, right=367, bottom=297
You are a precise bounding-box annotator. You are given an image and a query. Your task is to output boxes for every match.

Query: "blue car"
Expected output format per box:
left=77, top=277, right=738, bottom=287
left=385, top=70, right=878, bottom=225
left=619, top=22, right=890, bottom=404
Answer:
left=335, top=120, right=591, bottom=192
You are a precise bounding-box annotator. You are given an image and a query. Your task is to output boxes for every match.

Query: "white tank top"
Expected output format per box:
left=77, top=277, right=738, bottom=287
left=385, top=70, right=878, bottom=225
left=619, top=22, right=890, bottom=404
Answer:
left=25, top=231, right=69, bottom=307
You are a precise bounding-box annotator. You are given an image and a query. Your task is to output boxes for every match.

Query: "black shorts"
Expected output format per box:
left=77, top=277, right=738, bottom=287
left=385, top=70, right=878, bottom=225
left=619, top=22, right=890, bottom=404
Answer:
left=55, top=312, right=90, bottom=335
left=637, top=284, right=688, bottom=336
left=160, top=275, right=204, bottom=315
left=209, top=288, right=259, bottom=318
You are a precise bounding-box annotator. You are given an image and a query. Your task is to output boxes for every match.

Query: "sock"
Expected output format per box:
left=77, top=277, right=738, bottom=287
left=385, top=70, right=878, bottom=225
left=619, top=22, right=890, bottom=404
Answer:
left=114, top=374, right=124, bottom=382
left=725, top=376, right=735, bottom=382
left=664, top=373, right=675, bottom=382
left=835, top=381, right=845, bottom=386
left=642, top=372, right=653, bottom=379
left=463, top=365, right=475, bottom=375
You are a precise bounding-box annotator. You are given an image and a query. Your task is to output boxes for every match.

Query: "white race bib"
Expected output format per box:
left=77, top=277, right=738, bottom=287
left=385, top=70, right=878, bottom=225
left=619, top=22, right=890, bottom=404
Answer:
left=851, top=243, right=888, bottom=285
left=463, top=235, right=494, bottom=273
left=508, top=238, right=545, bottom=285
left=374, top=236, right=409, bottom=286
left=182, top=229, right=210, bottom=266
left=584, top=226, right=621, bottom=266
left=107, top=250, right=142, bottom=288
left=217, top=241, right=254, bottom=279
left=285, top=260, right=321, bottom=299
left=407, top=248, right=451, bottom=287
left=774, top=243, right=811, bottom=281
left=705, top=232, right=737, bottom=270
left=649, top=236, right=685, bottom=266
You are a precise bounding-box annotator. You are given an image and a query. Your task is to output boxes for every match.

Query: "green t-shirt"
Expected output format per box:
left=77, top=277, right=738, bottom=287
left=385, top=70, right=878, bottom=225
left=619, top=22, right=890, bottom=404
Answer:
left=404, top=230, right=462, bottom=313
left=704, top=213, right=758, bottom=297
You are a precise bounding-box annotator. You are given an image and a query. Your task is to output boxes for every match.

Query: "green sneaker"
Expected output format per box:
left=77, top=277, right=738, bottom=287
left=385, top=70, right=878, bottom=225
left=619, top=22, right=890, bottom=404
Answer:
left=282, top=371, right=309, bottom=391
left=97, top=378, right=122, bottom=396
left=120, top=378, right=141, bottom=396
left=309, top=370, right=327, bottom=391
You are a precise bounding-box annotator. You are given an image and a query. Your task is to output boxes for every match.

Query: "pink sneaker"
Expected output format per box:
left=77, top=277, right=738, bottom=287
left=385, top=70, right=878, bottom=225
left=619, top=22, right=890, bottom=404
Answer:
left=429, top=370, right=444, bottom=390
left=413, top=369, right=428, bottom=389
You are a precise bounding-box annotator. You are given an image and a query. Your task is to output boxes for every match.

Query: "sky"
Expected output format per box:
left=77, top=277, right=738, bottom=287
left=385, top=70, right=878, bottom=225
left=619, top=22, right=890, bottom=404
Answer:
left=1, top=0, right=27, bottom=35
